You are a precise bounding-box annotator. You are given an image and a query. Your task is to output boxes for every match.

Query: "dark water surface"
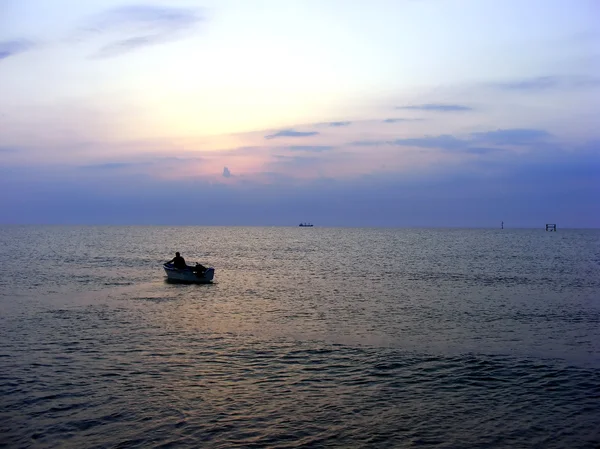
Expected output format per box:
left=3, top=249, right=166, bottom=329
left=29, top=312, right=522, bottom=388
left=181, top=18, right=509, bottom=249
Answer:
left=1, top=226, right=599, bottom=448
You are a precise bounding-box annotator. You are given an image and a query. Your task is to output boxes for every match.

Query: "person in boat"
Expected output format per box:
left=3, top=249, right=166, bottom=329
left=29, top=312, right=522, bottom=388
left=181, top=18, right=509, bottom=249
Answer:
left=194, top=262, right=207, bottom=275
left=167, top=252, right=187, bottom=269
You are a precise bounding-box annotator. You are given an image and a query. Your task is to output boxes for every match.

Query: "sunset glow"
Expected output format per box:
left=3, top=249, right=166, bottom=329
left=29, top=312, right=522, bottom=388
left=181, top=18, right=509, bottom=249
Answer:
left=1, top=0, right=598, bottom=226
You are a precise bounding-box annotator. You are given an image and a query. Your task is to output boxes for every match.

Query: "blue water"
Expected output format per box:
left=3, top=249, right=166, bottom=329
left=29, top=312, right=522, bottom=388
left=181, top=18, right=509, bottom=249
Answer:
left=1, top=226, right=599, bottom=448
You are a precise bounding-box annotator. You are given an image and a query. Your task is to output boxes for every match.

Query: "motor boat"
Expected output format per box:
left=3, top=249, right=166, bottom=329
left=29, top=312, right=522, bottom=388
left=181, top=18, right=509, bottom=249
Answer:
left=163, top=262, right=215, bottom=284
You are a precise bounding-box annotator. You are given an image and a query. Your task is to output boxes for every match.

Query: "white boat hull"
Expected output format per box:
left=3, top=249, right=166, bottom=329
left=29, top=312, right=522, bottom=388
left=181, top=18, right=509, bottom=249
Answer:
left=163, top=263, right=215, bottom=284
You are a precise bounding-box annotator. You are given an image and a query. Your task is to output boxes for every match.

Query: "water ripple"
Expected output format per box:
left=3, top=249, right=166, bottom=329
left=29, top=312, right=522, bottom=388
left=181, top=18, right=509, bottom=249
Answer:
left=1, top=227, right=600, bottom=448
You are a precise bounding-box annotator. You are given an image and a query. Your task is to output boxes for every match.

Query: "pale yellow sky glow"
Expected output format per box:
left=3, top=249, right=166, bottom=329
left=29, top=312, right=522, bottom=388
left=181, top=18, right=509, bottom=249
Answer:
left=0, top=1, right=597, bottom=191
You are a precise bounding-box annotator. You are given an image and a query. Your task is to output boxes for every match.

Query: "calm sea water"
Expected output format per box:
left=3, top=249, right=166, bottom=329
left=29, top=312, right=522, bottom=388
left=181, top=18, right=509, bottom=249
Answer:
left=1, top=226, right=599, bottom=448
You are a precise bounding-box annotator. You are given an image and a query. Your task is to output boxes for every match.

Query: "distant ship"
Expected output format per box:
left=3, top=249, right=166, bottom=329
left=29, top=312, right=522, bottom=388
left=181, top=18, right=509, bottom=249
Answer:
left=299, top=223, right=314, bottom=227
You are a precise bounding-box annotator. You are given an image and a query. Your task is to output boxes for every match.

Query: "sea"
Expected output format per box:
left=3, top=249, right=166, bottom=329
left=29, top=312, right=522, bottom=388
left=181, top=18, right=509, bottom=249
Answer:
left=1, top=226, right=599, bottom=449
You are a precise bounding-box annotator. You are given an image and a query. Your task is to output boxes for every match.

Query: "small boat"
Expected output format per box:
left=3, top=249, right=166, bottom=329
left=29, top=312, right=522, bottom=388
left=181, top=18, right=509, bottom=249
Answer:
left=299, top=223, right=313, bottom=227
left=163, top=263, right=215, bottom=284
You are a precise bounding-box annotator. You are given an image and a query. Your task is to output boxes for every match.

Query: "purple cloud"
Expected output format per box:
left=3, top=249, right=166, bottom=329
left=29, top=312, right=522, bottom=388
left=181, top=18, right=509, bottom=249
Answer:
left=383, top=118, right=422, bottom=123
left=265, top=129, right=319, bottom=139
left=471, top=129, right=552, bottom=145
left=391, top=135, right=467, bottom=150
left=492, top=75, right=600, bottom=91
left=271, top=155, right=321, bottom=167
left=3, top=146, right=597, bottom=227
left=350, top=128, right=553, bottom=152
left=0, top=146, right=20, bottom=153
left=288, top=145, right=334, bottom=152
left=0, top=40, right=33, bottom=61
left=79, top=161, right=154, bottom=171
left=397, top=103, right=472, bottom=112
left=464, top=147, right=502, bottom=155
left=350, top=140, right=388, bottom=147
left=80, top=5, right=205, bottom=58
left=78, top=156, right=204, bottom=171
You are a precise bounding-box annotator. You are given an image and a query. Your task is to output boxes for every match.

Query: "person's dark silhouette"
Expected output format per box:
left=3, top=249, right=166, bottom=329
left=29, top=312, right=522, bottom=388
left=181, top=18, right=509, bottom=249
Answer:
left=167, top=252, right=187, bottom=269
left=194, top=262, right=207, bottom=275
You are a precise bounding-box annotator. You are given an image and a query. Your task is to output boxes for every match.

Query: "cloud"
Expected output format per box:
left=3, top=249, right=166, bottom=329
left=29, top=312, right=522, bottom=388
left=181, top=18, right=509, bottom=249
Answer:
left=493, top=76, right=559, bottom=91
left=96, top=36, right=158, bottom=57
left=382, top=118, right=421, bottom=123
left=265, top=129, right=319, bottom=139
left=79, top=5, right=204, bottom=58
left=350, top=136, right=468, bottom=150
left=491, top=75, right=600, bottom=91
left=2, top=134, right=597, bottom=227
left=396, top=103, right=472, bottom=112
left=271, top=155, right=321, bottom=167
left=464, top=147, right=503, bottom=155
left=471, top=129, right=552, bottom=145
left=3, top=146, right=597, bottom=227
left=78, top=156, right=204, bottom=172
left=350, top=128, right=552, bottom=152
left=80, top=162, right=145, bottom=170
left=288, top=145, right=334, bottom=152
left=327, top=121, right=352, bottom=127
left=222, top=166, right=231, bottom=178
left=0, top=40, right=33, bottom=61
left=391, top=135, right=467, bottom=150
left=350, top=140, right=388, bottom=147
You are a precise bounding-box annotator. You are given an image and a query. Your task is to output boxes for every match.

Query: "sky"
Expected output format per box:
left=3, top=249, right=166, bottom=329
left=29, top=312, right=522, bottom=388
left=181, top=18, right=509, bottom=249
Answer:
left=1, top=0, right=599, bottom=227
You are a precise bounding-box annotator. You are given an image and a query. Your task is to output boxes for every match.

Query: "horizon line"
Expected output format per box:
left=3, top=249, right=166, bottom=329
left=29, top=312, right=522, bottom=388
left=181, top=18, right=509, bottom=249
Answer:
left=0, top=223, right=596, bottom=230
